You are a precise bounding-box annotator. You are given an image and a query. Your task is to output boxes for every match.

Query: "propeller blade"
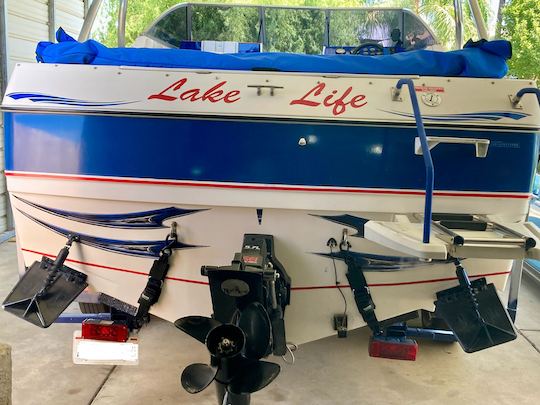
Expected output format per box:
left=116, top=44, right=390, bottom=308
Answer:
left=175, top=316, right=221, bottom=344
left=228, top=360, right=280, bottom=395
left=238, top=302, right=272, bottom=359
left=181, top=363, right=218, bottom=394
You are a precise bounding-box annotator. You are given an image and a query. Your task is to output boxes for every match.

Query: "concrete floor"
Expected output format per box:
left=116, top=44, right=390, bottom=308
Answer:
left=1, top=240, right=539, bottom=405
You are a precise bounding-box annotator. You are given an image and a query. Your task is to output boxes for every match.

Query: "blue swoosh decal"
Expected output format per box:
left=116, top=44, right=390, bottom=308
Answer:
left=382, top=110, right=531, bottom=122
left=7, top=92, right=137, bottom=107
left=313, top=214, right=368, bottom=237
left=18, top=210, right=202, bottom=258
left=14, top=195, right=204, bottom=229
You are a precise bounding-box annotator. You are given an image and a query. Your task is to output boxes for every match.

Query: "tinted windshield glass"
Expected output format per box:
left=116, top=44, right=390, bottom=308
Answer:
left=329, top=9, right=401, bottom=47
left=192, top=5, right=260, bottom=42
left=145, top=5, right=437, bottom=52
left=264, top=8, right=325, bottom=54
left=403, top=12, right=436, bottom=50
left=146, top=6, right=188, bottom=47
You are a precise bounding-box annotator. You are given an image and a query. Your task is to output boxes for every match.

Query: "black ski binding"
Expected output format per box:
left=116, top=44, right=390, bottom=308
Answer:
left=435, top=259, right=517, bottom=353
left=3, top=235, right=87, bottom=328
left=175, top=234, right=291, bottom=405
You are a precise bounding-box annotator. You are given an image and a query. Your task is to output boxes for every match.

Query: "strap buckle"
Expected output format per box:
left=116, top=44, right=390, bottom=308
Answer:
left=135, top=222, right=177, bottom=327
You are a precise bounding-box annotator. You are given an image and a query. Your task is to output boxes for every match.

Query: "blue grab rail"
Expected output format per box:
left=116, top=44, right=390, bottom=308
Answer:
left=395, top=78, right=434, bottom=243
left=515, top=87, right=540, bottom=105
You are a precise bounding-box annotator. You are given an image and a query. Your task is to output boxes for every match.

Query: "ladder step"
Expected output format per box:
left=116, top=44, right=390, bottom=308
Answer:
left=432, top=213, right=474, bottom=222
left=462, top=237, right=526, bottom=245
left=439, top=220, right=487, bottom=231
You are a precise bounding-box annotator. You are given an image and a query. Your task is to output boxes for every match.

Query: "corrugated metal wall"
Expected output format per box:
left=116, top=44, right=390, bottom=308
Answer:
left=55, top=0, right=84, bottom=40
left=5, top=0, right=49, bottom=75
left=0, top=0, right=86, bottom=235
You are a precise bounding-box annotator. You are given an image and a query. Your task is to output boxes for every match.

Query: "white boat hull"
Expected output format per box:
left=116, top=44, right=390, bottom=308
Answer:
left=8, top=175, right=518, bottom=344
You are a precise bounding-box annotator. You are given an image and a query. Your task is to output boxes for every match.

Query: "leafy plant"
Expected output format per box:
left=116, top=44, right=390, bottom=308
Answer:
left=500, top=0, right=540, bottom=82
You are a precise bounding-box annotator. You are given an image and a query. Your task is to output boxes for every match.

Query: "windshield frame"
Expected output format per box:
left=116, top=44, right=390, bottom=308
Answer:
left=141, top=3, right=439, bottom=51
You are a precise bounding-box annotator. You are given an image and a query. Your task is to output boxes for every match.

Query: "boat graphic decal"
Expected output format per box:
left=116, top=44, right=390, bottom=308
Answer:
left=313, top=214, right=368, bottom=237
left=7, top=92, right=137, bottom=107
left=316, top=250, right=453, bottom=271
left=18, top=210, right=202, bottom=258
left=382, top=110, right=530, bottom=122
left=14, top=195, right=204, bottom=229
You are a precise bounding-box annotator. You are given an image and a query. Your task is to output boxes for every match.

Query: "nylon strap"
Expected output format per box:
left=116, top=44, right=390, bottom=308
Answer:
left=344, top=255, right=382, bottom=335
left=135, top=229, right=176, bottom=327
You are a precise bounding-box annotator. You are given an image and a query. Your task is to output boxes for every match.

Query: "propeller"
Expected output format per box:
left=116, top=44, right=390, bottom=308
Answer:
left=181, top=363, right=218, bottom=394
left=176, top=315, right=221, bottom=344
left=175, top=302, right=280, bottom=397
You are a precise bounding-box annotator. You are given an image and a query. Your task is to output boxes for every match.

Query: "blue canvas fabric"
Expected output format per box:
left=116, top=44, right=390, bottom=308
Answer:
left=35, top=28, right=511, bottom=78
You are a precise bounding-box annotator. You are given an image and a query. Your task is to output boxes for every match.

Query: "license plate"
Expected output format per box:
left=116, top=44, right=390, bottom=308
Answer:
left=72, top=331, right=139, bottom=365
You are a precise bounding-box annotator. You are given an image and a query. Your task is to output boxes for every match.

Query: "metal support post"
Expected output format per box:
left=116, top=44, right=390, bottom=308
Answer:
left=507, top=259, right=523, bottom=323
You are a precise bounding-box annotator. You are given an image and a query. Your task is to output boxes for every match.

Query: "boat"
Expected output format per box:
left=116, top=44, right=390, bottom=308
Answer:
left=3, top=1, right=540, bottom=403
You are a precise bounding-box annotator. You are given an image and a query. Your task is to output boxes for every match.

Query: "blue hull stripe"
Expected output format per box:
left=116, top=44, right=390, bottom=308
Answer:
left=5, top=112, right=538, bottom=193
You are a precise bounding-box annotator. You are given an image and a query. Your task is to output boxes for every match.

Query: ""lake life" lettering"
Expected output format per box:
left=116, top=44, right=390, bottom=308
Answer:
left=148, top=78, right=241, bottom=104
left=290, top=82, right=368, bottom=116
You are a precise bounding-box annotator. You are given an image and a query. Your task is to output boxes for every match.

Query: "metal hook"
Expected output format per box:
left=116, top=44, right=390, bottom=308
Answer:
left=340, top=228, right=351, bottom=251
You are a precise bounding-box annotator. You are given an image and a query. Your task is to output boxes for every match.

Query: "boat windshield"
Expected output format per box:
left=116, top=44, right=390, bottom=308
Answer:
left=144, top=3, right=438, bottom=54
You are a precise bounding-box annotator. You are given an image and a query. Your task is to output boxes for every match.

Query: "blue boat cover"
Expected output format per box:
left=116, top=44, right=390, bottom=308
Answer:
left=35, top=28, right=512, bottom=78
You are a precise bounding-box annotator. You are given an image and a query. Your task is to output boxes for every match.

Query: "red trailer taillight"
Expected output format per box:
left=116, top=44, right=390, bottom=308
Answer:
left=369, top=336, right=418, bottom=361
left=81, top=320, right=129, bottom=342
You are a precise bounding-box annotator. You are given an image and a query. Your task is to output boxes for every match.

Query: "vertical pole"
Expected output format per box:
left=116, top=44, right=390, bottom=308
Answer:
left=258, top=6, right=265, bottom=49
left=0, top=0, right=7, bottom=97
left=507, top=259, right=523, bottom=323
left=78, top=0, right=103, bottom=42
left=0, top=0, right=13, bottom=233
left=324, top=9, right=330, bottom=49
left=453, top=0, right=464, bottom=49
left=186, top=4, right=192, bottom=41
left=48, top=0, right=56, bottom=42
left=117, top=0, right=127, bottom=47
left=467, top=0, right=489, bottom=40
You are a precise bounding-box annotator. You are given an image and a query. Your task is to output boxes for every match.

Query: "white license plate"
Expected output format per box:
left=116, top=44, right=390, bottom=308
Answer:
left=72, top=331, right=139, bottom=365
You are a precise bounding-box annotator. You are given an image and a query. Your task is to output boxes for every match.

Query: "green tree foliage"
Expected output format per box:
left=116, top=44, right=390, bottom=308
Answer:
left=191, top=6, right=260, bottom=43
left=501, top=0, right=540, bottom=81
left=264, top=8, right=325, bottom=53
